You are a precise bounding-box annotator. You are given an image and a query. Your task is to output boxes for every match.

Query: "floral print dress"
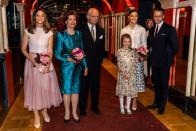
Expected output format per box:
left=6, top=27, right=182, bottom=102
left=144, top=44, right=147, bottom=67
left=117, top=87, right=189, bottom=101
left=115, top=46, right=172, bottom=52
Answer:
left=116, top=47, right=138, bottom=97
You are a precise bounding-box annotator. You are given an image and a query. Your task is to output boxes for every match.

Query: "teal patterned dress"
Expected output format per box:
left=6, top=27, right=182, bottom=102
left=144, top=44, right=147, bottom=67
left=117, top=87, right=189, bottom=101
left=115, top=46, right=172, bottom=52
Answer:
left=54, top=31, right=87, bottom=94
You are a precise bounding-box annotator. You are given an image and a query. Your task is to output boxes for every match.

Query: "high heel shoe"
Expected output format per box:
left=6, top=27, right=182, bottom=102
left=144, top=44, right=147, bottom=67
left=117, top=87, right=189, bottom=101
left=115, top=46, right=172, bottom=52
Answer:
left=42, top=111, right=50, bottom=123
left=34, top=123, right=40, bottom=129
left=132, top=107, right=137, bottom=111
left=73, top=118, right=80, bottom=123
left=72, top=114, right=80, bottom=123
left=132, top=104, right=137, bottom=111
left=34, top=117, right=40, bottom=129
left=64, top=118, right=70, bottom=123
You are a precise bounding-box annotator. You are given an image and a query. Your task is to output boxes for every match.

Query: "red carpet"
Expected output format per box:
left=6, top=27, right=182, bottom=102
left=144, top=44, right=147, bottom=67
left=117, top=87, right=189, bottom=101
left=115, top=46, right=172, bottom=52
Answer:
left=43, top=68, right=169, bottom=131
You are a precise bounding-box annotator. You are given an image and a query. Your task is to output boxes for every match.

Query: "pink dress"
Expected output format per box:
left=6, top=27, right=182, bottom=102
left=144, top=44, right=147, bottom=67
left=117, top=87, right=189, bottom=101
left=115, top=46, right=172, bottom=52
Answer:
left=24, top=27, right=62, bottom=111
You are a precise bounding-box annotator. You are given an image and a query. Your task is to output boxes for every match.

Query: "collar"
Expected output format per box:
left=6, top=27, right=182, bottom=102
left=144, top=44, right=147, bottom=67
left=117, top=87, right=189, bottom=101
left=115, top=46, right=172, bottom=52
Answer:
left=156, top=21, right=164, bottom=28
left=87, top=23, right=96, bottom=29
left=128, top=24, right=138, bottom=30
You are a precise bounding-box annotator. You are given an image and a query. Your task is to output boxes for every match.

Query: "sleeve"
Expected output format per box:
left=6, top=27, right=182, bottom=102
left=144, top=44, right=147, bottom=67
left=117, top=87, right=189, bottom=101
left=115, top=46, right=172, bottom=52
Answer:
left=117, top=50, right=125, bottom=74
left=140, top=27, right=147, bottom=48
left=168, top=27, right=179, bottom=57
left=78, top=32, right=87, bottom=68
left=47, top=30, right=53, bottom=38
left=54, top=32, right=71, bottom=63
left=100, top=29, right=105, bottom=63
left=24, top=29, right=30, bottom=36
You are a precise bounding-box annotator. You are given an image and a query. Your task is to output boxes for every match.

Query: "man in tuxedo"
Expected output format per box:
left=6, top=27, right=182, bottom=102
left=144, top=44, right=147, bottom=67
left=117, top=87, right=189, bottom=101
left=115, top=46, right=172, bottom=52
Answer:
left=79, top=8, right=105, bottom=115
left=147, top=8, right=178, bottom=114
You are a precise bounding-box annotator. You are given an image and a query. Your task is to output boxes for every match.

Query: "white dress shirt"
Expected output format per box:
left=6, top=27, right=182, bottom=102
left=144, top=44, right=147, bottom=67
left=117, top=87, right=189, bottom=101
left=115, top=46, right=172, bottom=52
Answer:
left=120, top=24, right=147, bottom=49
left=88, top=22, right=96, bottom=40
left=155, top=20, right=164, bottom=35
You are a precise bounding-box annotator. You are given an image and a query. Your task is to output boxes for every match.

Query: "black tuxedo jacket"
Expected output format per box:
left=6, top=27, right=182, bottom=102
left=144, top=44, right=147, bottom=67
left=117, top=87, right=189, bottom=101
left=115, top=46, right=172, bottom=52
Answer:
left=81, top=24, right=105, bottom=70
left=148, top=22, right=179, bottom=67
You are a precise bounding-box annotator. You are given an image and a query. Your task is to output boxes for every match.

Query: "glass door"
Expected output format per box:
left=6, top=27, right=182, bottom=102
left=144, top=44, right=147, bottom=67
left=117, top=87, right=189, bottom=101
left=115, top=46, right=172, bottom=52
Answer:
left=174, top=7, right=192, bottom=93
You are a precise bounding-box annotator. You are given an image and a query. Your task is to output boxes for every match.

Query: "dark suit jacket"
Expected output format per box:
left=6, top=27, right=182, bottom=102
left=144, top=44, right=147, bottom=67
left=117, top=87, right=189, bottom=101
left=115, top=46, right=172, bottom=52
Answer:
left=148, top=22, right=179, bottom=67
left=81, top=24, right=105, bottom=71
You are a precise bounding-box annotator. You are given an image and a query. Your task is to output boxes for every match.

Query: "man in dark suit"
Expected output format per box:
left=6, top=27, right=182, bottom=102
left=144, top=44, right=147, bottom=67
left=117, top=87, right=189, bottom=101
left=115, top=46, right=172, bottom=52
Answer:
left=147, top=8, right=178, bottom=114
left=79, top=8, right=105, bottom=115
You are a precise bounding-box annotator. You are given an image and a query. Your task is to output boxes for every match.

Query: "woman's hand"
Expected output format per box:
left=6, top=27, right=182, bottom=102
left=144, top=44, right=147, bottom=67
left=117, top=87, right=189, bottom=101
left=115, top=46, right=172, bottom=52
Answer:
left=67, top=57, right=77, bottom=64
left=84, top=68, right=88, bottom=76
left=44, top=63, right=51, bottom=73
left=43, top=66, right=50, bottom=73
left=30, top=56, right=37, bottom=67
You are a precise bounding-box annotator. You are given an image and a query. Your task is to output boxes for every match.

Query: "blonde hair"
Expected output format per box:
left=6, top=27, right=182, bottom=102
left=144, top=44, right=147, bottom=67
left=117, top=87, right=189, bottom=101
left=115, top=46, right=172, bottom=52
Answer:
left=121, top=34, right=132, bottom=47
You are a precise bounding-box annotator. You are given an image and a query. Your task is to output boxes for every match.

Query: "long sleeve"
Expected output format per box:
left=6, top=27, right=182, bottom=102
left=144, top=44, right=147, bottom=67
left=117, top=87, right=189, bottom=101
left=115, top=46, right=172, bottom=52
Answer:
left=54, top=32, right=71, bottom=63
left=117, top=51, right=123, bottom=73
left=168, top=27, right=179, bottom=57
left=78, top=32, right=87, bottom=68
left=117, top=50, right=126, bottom=75
left=140, top=28, right=147, bottom=48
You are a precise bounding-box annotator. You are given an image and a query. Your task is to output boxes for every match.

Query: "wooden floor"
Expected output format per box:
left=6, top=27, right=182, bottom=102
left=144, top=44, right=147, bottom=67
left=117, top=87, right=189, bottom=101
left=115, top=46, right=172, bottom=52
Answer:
left=0, top=59, right=196, bottom=131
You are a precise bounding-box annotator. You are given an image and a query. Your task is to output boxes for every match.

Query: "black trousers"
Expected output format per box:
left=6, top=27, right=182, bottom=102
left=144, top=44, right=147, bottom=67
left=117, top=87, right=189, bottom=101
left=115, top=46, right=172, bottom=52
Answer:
left=152, top=61, right=171, bottom=110
left=79, top=67, right=101, bottom=111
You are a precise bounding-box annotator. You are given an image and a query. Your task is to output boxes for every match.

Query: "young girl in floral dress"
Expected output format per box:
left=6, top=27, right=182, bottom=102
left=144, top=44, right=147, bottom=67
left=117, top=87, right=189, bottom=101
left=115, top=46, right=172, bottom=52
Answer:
left=116, top=34, right=138, bottom=114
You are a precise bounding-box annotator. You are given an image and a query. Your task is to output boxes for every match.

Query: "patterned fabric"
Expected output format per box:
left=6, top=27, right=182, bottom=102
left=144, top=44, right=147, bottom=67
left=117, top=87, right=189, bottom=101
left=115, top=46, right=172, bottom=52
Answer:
left=135, top=62, right=145, bottom=92
left=54, top=31, right=87, bottom=94
left=120, top=24, right=147, bottom=93
left=116, top=47, right=138, bottom=97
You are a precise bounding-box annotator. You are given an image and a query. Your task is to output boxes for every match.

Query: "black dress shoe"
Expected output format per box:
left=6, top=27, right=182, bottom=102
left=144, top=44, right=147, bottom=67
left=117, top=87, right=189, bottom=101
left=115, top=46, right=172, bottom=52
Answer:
left=64, top=118, right=70, bottom=123
left=92, top=108, right=101, bottom=114
left=146, top=104, right=159, bottom=109
left=157, top=109, right=164, bottom=114
left=73, top=118, right=80, bottom=123
left=80, top=110, right=87, bottom=116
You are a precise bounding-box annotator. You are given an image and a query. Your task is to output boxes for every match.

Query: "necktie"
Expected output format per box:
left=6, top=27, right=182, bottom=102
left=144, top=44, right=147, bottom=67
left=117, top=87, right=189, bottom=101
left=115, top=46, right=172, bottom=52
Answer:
left=91, top=25, right=95, bottom=41
left=154, top=25, right=159, bottom=37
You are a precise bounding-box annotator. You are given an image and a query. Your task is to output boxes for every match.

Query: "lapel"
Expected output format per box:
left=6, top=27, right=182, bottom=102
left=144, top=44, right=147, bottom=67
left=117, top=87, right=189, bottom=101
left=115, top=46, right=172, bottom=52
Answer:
left=151, top=26, right=156, bottom=39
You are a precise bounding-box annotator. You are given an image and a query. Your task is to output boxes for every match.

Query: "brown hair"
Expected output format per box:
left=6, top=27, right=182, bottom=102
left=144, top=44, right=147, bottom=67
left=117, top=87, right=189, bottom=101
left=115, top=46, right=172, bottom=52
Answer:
left=27, top=9, right=51, bottom=34
left=145, top=19, right=154, bottom=28
left=129, top=9, right=139, bottom=16
left=64, top=11, right=78, bottom=28
left=153, top=7, right=165, bottom=15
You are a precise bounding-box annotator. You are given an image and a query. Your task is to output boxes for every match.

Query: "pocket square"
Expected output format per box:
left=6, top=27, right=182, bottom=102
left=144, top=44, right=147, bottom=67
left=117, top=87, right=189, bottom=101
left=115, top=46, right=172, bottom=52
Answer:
left=99, top=35, right=103, bottom=39
left=161, top=34, right=167, bottom=36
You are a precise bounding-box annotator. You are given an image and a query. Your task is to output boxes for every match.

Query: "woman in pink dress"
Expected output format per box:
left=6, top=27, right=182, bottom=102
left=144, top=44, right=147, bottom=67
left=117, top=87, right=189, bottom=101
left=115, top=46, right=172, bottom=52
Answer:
left=21, top=10, right=62, bottom=129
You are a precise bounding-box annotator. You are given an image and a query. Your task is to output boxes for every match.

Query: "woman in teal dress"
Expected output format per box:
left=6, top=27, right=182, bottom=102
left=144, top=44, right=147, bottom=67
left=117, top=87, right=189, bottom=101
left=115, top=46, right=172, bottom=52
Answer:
left=54, top=11, right=88, bottom=122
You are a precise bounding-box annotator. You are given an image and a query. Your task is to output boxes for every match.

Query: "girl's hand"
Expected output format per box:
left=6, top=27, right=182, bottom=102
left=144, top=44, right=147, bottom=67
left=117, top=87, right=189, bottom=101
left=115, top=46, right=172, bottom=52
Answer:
left=84, top=68, right=88, bottom=76
left=67, top=57, right=77, bottom=64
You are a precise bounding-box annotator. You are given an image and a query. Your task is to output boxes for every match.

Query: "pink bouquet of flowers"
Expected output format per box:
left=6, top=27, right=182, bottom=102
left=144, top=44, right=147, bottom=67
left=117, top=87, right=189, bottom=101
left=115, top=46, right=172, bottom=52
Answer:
left=70, top=48, right=85, bottom=63
left=34, top=53, right=53, bottom=73
left=136, top=46, right=149, bottom=61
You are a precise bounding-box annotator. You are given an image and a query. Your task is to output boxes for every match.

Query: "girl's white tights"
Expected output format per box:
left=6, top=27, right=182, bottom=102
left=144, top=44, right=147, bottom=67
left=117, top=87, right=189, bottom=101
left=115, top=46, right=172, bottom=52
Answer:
left=119, top=96, right=131, bottom=109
